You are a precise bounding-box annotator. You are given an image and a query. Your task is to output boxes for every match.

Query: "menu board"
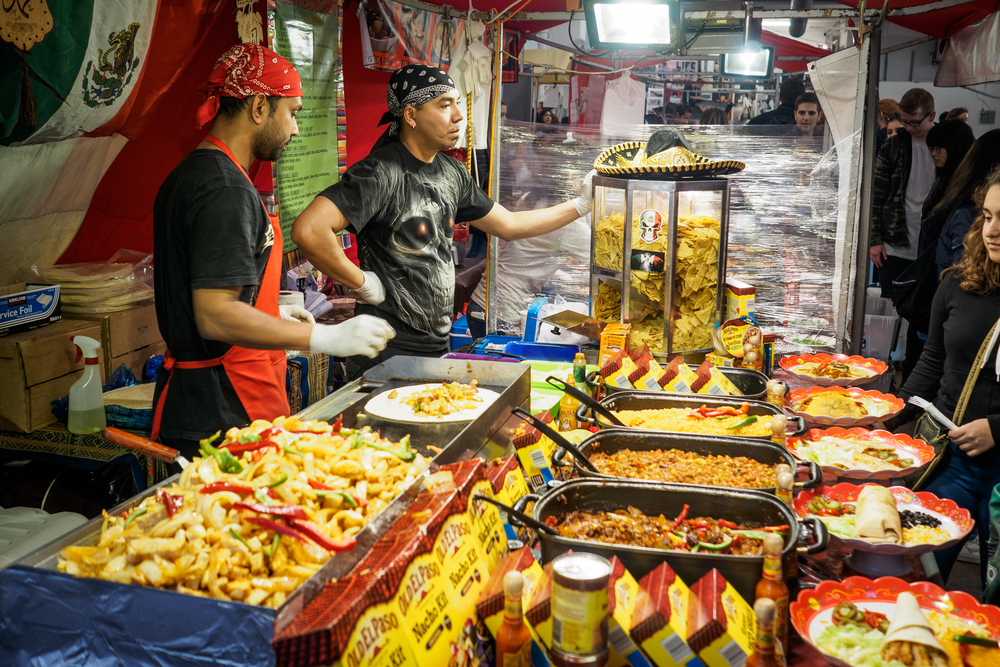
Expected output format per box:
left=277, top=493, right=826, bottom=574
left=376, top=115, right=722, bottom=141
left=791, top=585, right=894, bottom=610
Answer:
left=271, top=1, right=342, bottom=252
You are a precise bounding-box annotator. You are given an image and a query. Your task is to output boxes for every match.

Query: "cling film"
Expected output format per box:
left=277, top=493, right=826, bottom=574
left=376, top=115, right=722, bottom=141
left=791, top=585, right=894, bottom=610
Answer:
left=337, top=597, right=420, bottom=667
left=468, top=479, right=507, bottom=572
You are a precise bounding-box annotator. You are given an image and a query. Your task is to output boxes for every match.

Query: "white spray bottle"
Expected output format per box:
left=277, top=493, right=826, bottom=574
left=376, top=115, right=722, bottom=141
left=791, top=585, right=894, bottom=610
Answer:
left=68, top=336, right=106, bottom=434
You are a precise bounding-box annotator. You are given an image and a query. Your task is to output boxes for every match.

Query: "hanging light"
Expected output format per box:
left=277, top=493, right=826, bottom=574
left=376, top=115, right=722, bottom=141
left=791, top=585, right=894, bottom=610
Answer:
left=721, top=45, right=775, bottom=78
left=583, top=0, right=679, bottom=51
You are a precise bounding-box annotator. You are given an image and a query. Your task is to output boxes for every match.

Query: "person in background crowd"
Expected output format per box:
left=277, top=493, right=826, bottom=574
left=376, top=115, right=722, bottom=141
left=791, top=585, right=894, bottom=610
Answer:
left=876, top=98, right=900, bottom=155
left=945, top=107, right=970, bottom=123
left=886, top=116, right=904, bottom=139
left=670, top=105, right=693, bottom=124
left=934, top=130, right=1000, bottom=274
left=500, top=101, right=507, bottom=124
left=533, top=101, right=544, bottom=122
left=747, top=78, right=806, bottom=126
left=541, top=109, right=555, bottom=124
left=892, top=166, right=1000, bottom=587
left=699, top=107, right=729, bottom=125
left=921, top=120, right=976, bottom=236
left=293, top=65, right=595, bottom=380
left=150, top=44, right=394, bottom=458
left=792, top=92, right=823, bottom=137
left=870, top=88, right=936, bottom=381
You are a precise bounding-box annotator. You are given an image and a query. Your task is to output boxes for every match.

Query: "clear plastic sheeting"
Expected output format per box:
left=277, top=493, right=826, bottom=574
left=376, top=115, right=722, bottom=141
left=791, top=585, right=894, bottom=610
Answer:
left=15, top=248, right=154, bottom=314
left=486, top=121, right=855, bottom=349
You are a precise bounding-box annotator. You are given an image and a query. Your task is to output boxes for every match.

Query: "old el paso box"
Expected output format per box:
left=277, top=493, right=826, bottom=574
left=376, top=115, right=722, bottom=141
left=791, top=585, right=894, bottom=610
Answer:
left=630, top=562, right=702, bottom=667
left=686, top=570, right=756, bottom=667
left=0, top=283, right=60, bottom=336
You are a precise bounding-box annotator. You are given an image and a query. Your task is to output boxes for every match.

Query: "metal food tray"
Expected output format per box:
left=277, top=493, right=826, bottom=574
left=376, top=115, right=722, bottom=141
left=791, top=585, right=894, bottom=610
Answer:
left=4, top=356, right=529, bottom=665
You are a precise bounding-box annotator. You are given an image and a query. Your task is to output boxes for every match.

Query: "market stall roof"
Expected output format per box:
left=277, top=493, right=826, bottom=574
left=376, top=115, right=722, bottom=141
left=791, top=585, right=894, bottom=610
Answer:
left=762, top=30, right=832, bottom=73
left=832, top=0, right=1000, bottom=39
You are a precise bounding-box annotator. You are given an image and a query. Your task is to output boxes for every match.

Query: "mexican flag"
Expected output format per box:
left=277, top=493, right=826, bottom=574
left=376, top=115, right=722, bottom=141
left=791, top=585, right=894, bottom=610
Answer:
left=1, top=0, right=157, bottom=146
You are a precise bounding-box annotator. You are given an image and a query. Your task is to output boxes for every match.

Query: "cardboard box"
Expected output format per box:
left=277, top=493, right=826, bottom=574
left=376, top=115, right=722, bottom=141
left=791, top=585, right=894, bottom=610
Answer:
left=0, top=283, right=61, bottom=337
left=600, top=323, right=632, bottom=369
left=630, top=562, right=702, bottom=667
left=75, top=303, right=161, bottom=377
left=704, top=353, right=739, bottom=369
left=0, top=319, right=104, bottom=432
left=724, top=279, right=755, bottom=323
left=109, top=340, right=166, bottom=381
left=686, top=570, right=756, bottom=667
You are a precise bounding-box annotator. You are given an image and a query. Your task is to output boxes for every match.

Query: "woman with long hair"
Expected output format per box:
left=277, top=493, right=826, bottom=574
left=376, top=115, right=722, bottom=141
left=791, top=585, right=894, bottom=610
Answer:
left=933, top=130, right=1000, bottom=272
left=920, top=120, right=975, bottom=244
left=699, top=107, right=729, bottom=125
left=897, top=166, right=1000, bottom=587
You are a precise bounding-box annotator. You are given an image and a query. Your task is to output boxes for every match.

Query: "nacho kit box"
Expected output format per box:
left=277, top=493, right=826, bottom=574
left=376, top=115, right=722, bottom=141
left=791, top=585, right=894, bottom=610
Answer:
left=606, top=557, right=655, bottom=667
left=724, top=279, right=755, bottom=323
left=273, top=460, right=504, bottom=667
left=629, top=563, right=703, bottom=667
left=513, top=411, right=558, bottom=492
left=484, top=454, right=532, bottom=544
left=600, top=323, right=632, bottom=369
left=686, top=570, right=756, bottom=667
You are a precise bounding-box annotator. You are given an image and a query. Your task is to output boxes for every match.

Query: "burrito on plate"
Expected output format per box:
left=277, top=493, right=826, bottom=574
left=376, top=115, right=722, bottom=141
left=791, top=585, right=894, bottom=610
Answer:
left=855, top=484, right=902, bottom=544
left=880, top=592, right=949, bottom=667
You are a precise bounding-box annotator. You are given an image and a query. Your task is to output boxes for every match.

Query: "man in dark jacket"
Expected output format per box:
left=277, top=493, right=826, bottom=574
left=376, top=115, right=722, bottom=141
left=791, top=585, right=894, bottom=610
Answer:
left=747, top=78, right=806, bottom=126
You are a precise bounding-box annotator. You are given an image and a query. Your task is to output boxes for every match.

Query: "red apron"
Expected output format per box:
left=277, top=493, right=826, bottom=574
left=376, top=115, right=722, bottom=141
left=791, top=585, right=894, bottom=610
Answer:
left=151, top=136, right=289, bottom=442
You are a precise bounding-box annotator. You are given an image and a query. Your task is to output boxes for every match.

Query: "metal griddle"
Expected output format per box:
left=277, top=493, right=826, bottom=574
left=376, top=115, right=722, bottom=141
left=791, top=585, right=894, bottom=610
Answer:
left=12, top=355, right=530, bottom=636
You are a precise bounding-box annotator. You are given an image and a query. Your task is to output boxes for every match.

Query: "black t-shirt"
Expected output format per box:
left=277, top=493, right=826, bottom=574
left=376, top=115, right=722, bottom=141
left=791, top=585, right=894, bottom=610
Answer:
left=152, top=149, right=273, bottom=440
left=321, top=143, right=495, bottom=351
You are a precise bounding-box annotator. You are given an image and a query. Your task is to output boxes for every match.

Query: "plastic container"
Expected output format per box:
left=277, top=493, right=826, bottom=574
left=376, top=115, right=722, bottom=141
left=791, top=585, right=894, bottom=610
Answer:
left=67, top=336, right=106, bottom=434
left=0, top=507, right=88, bottom=571
left=449, top=315, right=473, bottom=350
left=503, top=341, right=579, bottom=362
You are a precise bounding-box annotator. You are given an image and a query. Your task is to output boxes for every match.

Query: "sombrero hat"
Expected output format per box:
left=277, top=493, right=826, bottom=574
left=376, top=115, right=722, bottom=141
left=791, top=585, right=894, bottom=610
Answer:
left=594, top=128, right=745, bottom=178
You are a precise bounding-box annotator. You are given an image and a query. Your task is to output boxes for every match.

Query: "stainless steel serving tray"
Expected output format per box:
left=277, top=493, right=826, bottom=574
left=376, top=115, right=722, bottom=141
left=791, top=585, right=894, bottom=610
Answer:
left=13, top=355, right=530, bottom=635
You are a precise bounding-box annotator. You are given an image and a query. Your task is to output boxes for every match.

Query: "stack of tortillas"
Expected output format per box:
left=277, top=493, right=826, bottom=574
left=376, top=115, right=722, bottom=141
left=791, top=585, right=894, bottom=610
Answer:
left=855, top=485, right=902, bottom=544
left=880, top=592, right=949, bottom=667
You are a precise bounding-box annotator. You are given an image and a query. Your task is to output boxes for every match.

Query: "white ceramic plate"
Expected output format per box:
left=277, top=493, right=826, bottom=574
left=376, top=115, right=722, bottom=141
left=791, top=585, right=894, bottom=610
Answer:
left=364, top=383, right=501, bottom=423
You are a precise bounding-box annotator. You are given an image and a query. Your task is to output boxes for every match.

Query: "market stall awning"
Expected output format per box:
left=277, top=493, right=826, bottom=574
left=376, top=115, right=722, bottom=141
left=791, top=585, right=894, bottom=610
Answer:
left=935, top=10, right=1000, bottom=86
left=833, top=0, right=1000, bottom=39
left=763, top=30, right=832, bottom=73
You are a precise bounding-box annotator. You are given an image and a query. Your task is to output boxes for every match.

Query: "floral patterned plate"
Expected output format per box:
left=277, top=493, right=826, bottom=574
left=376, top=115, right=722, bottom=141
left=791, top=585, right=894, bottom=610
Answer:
left=791, top=577, right=1000, bottom=667
left=787, top=386, right=905, bottom=427
left=779, top=353, right=889, bottom=387
left=793, top=482, right=974, bottom=555
left=786, top=427, right=934, bottom=480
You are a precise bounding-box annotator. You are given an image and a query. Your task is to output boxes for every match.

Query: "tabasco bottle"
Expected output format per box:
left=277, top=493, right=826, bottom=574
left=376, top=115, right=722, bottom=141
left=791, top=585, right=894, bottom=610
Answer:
left=496, top=570, right=532, bottom=667
left=755, top=533, right=789, bottom=665
left=747, top=598, right=781, bottom=667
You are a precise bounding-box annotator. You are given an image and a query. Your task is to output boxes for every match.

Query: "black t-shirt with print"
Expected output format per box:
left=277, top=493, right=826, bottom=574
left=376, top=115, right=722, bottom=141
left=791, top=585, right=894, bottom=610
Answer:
left=152, top=149, right=273, bottom=441
left=321, top=143, right=495, bottom=352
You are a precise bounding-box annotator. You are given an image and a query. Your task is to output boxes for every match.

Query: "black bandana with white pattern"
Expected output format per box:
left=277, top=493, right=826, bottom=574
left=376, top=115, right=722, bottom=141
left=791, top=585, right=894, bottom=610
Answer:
left=378, top=65, right=457, bottom=138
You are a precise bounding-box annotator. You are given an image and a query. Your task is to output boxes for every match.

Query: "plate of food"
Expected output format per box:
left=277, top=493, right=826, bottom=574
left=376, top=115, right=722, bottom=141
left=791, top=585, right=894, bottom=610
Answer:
left=779, top=353, right=889, bottom=387
left=783, top=333, right=837, bottom=350
left=787, top=386, right=905, bottom=427
left=791, top=577, right=1000, bottom=667
left=793, top=483, right=973, bottom=556
left=364, top=380, right=501, bottom=423
left=786, top=427, right=934, bottom=480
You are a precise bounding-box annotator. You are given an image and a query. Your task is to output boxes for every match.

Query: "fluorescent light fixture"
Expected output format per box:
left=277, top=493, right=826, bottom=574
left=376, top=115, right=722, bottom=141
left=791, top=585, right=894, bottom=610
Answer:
left=721, top=45, right=775, bottom=79
left=762, top=19, right=791, bottom=28
left=584, top=0, right=679, bottom=51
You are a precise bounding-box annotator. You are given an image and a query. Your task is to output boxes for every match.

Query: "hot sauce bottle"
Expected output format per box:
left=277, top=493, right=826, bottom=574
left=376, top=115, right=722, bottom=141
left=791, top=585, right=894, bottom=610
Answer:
left=755, top=533, right=789, bottom=665
left=747, top=598, right=781, bottom=667
left=496, top=570, right=532, bottom=667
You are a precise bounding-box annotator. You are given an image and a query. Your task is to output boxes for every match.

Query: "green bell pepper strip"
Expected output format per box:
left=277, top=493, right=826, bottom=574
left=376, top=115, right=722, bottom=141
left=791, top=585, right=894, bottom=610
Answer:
left=255, top=487, right=276, bottom=505
left=697, top=536, right=734, bottom=552
left=229, top=528, right=250, bottom=548
left=364, top=441, right=416, bottom=462
left=283, top=445, right=305, bottom=457
left=238, top=432, right=262, bottom=444
left=199, top=432, right=243, bottom=473
left=265, top=473, right=288, bottom=488
left=124, top=507, right=147, bottom=529
left=953, top=635, right=999, bottom=648
left=725, top=415, right=758, bottom=431
left=734, top=529, right=770, bottom=540
left=262, top=533, right=281, bottom=558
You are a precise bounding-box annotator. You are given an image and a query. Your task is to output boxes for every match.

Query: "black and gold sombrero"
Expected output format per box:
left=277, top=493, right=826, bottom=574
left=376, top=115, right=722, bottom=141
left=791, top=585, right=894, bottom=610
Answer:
left=594, top=128, right=745, bottom=178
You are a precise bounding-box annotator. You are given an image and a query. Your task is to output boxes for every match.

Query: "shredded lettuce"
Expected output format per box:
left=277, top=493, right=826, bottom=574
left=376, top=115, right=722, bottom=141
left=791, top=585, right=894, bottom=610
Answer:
left=814, top=624, right=905, bottom=667
left=818, top=515, right=858, bottom=539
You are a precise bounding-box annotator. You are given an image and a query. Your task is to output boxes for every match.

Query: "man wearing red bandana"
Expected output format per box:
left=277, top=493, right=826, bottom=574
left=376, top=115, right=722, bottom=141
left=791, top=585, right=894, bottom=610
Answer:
left=151, top=44, right=394, bottom=458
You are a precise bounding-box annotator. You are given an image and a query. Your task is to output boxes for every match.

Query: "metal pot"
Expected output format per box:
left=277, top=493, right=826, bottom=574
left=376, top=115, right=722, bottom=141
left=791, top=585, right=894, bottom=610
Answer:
left=586, top=366, right=772, bottom=401
left=551, top=428, right=821, bottom=493
left=512, top=478, right=827, bottom=601
left=575, top=390, right=807, bottom=441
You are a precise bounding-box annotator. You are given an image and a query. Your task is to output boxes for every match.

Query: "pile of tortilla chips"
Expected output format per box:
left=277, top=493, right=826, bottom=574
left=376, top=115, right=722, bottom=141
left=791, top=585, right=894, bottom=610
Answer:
left=592, top=212, right=721, bottom=353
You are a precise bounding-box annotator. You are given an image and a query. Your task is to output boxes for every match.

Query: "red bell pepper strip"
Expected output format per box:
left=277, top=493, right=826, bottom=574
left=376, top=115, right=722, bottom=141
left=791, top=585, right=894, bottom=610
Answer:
left=760, top=525, right=790, bottom=533
left=717, top=519, right=740, bottom=530
left=668, top=504, right=690, bottom=532
left=332, top=415, right=343, bottom=432
left=308, top=479, right=334, bottom=490
left=233, top=501, right=309, bottom=520
left=287, top=519, right=357, bottom=552
left=244, top=516, right=305, bottom=542
left=220, top=440, right=281, bottom=455
left=156, top=489, right=184, bottom=518
left=199, top=482, right=276, bottom=498
left=289, top=429, right=331, bottom=434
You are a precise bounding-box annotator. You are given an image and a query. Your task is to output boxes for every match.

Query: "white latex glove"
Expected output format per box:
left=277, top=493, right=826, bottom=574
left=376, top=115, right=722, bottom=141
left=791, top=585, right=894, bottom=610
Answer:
left=348, top=270, right=386, bottom=306
left=279, top=304, right=316, bottom=324
left=309, top=315, right=396, bottom=359
left=571, top=169, right=596, bottom=217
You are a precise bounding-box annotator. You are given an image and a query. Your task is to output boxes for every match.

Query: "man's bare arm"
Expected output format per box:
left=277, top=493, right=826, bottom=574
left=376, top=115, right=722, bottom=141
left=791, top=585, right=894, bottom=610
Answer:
left=291, top=197, right=365, bottom=289
left=192, top=286, right=312, bottom=350
left=469, top=201, right=582, bottom=242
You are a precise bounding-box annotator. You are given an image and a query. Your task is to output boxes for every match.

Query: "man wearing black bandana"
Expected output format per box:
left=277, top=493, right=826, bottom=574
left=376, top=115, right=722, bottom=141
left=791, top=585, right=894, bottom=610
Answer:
left=293, top=65, right=593, bottom=379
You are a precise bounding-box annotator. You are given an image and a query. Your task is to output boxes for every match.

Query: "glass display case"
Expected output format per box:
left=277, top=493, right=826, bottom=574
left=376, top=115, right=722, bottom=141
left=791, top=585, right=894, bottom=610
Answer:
left=591, top=175, right=730, bottom=357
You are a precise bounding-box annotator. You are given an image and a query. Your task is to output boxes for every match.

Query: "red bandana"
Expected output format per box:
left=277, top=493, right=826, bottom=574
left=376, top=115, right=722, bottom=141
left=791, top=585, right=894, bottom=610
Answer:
left=195, top=43, right=303, bottom=128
